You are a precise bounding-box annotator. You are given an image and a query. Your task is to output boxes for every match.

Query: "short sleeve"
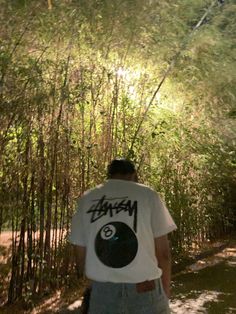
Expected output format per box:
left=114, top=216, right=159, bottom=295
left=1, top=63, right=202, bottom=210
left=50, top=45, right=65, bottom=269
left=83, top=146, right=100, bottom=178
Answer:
left=151, top=192, right=177, bottom=238
left=68, top=198, right=86, bottom=246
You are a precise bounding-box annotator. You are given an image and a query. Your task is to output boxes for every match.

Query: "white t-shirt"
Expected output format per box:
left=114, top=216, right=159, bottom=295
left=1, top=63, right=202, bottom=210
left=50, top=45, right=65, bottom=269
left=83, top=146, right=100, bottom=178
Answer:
left=69, top=179, right=177, bottom=283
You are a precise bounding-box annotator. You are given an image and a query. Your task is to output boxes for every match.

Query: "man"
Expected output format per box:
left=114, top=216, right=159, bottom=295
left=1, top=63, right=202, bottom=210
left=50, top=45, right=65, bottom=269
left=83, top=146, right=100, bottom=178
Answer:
left=69, top=158, right=177, bottom=314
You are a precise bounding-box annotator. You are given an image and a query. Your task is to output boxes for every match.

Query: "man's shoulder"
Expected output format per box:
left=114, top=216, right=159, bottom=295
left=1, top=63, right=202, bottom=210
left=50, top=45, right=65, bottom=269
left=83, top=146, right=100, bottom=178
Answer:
left=80, top=181, right=158, bottom=198
left=135, top=182, right=157, bottom=194
left=82, top=183, right=105, bottom=197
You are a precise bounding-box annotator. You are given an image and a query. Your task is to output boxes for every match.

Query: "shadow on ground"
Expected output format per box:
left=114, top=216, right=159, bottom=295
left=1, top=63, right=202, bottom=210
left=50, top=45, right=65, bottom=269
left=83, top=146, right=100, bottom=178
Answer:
left=171, top=246, right=236, bottom=314
left=56, top=245, right=236, bottom=314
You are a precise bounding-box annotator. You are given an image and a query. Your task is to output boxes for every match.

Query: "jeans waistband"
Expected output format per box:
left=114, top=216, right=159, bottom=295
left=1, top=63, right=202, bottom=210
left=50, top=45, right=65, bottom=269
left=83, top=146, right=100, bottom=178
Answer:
left=92, top=277, right=162, bottom=294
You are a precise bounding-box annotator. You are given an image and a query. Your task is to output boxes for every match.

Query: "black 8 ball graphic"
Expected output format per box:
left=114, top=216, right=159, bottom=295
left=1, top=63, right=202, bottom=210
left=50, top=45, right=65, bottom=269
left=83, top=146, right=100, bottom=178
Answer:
left=95, top=222, right=138, bottom=268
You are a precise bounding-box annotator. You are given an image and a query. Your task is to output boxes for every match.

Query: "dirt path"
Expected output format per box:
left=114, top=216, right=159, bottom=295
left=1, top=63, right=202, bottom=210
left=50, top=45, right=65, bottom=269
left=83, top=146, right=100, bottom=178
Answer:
left=1, top=234, right=235, bottom=313
left=57, top=243, right=236, bottom=314
left=171, top=243, right=236, bottom=313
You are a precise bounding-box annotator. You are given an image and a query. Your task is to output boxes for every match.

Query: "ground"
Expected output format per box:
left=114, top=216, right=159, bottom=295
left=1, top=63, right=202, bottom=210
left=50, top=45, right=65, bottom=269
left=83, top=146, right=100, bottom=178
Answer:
left=0, top=232, right=236, bottom=313
left=171, top=242, right=236, bottom=313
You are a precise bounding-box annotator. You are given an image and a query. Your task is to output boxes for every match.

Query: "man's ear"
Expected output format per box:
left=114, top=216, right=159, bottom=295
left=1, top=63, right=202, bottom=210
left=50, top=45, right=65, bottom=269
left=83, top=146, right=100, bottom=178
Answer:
left=131, top=172, right=138, bottom=182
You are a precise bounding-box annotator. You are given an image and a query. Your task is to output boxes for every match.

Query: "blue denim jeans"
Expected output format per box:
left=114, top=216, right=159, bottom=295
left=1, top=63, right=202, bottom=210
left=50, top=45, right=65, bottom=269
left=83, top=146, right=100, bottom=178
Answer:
left=88, top=279, right=170, bottom=314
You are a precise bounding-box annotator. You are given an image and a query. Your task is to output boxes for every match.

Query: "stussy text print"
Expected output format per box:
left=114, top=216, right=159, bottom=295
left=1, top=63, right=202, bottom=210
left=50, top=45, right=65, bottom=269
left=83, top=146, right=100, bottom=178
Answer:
left=86, top=195, right=138, bottom=232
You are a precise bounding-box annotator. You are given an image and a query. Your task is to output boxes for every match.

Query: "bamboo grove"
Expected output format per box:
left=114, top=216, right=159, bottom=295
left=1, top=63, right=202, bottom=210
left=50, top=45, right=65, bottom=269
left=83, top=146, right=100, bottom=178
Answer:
left=0, top=0, right=236, bottom=305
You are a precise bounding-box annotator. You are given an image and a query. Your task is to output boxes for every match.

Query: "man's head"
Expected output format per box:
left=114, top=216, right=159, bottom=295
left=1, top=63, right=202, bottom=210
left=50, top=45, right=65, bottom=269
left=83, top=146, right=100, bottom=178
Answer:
left=107, top=158, right=137, bottom=181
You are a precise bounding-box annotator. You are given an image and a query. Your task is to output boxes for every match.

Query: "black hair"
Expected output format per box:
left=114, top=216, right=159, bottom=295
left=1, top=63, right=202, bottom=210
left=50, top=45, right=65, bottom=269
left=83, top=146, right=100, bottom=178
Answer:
left=107, top=158, right=136, bottom=178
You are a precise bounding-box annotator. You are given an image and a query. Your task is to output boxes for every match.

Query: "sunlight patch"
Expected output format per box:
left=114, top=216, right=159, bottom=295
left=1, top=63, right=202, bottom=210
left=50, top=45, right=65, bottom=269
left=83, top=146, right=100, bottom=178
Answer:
left=67, top=298, right=83, bottom=311
left=170, top=290, right=222, bottom=314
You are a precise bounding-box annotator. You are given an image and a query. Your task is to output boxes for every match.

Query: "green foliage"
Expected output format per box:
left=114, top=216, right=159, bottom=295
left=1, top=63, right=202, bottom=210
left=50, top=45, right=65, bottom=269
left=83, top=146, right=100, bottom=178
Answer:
left=0, top=0, right=235, bottom=304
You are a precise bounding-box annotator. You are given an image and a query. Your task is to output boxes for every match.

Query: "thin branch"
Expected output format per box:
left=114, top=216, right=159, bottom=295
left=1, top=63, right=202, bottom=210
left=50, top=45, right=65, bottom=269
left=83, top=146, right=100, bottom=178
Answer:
left=128, top=0, right=219, bottom=157
left=0, top=7, right=39, bottom=95
left=48, top=0, right=53, bottom=10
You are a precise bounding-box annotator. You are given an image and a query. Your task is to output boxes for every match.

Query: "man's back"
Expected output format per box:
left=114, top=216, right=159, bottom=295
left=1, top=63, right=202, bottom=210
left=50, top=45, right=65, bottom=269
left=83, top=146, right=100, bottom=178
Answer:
left=69, top=159, right=176, bottom=314
left=70, top=179, right=175, bottom=283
